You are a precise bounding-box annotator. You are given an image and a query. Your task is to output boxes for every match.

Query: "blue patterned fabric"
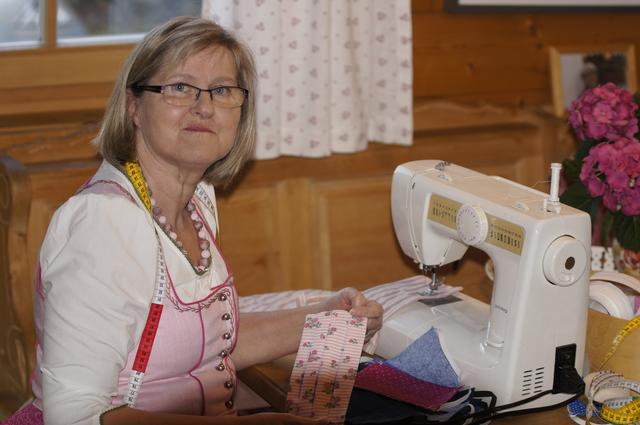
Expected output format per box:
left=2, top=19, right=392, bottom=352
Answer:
left=385, top=327, right=460, bottom=388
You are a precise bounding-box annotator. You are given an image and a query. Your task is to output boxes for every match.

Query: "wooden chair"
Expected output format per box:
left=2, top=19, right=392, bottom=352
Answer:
left=0, top=155, right=32, bottom=414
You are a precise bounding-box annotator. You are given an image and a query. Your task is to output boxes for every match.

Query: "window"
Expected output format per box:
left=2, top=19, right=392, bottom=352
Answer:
left=0, top=0, right=203, bottom=49
left=0, top=0, right=41, bottom=49
left=0, top=0, right=203, bottom=118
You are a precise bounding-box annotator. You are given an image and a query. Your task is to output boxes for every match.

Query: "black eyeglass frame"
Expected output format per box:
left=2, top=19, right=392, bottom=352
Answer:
left=132, top=83, right=249, bottom=107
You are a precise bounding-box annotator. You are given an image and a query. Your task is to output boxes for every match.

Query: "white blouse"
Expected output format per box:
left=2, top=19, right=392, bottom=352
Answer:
left=32, top=161, right=236, bottom=425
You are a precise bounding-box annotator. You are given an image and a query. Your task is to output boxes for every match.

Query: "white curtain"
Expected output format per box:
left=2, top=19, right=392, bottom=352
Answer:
left=202, top=0, right=413, bottom=159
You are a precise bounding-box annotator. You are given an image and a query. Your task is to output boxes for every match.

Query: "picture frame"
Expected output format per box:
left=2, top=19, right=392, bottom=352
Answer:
left=549, top=44, right=638, bottom=117
left=444, top=0, right=640, bottom=13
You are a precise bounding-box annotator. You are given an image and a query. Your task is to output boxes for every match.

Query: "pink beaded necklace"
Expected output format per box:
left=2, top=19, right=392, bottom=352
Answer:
left=148, top=189, right=212, bottom=272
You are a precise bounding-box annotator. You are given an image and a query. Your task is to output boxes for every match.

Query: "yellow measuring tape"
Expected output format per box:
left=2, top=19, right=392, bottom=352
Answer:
left=600, top=399, right=640, bottom=425
left=125, top=161, right=152, bottom=212
left=587, top=316, right=640, bottom=425
left=123, top=160, right=221, bottom=244
left=598, top=316, right=640, bottom=370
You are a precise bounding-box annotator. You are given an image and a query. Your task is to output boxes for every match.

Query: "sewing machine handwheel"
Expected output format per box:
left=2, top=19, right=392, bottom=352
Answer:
left=543, top=236, right=588, bottom=286
left=456, top=204, right=488, bottom=246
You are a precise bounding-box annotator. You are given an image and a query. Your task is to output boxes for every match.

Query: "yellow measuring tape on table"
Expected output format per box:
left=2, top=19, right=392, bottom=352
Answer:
left=585, top=316, right=640, bottom=425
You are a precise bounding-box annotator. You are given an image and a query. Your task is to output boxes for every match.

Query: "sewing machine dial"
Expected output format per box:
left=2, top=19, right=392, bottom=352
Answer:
left=456, top=204, right=488, bottom=246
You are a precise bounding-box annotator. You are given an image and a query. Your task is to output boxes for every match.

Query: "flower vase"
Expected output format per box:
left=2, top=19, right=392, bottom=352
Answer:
left=612, top=238, right=640, bottom=279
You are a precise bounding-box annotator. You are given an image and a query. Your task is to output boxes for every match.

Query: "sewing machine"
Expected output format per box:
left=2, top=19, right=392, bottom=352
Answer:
left=375, top=160, right=591, bottom=409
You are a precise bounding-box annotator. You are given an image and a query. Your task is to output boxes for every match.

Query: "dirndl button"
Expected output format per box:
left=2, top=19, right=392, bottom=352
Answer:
left=224, top=380, right=234, bottom=389
left=219, top=293, right=228, bottom=301
left=223, top=332, right=232, bottom=340
left=221, top=312, right=231, bottom=321
left=219, top=349, right=228, bottom=358
left=216, top=363, right=225, bottom=371
left=225, top=400, right=234, bottom=409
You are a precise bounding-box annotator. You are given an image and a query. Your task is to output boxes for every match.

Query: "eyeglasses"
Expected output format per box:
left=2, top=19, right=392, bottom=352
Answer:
left=133, top=82, right=249, bottom=108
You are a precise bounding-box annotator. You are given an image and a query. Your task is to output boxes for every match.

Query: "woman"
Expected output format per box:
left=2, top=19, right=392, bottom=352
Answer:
left=5, top=16, right=382, bottom=425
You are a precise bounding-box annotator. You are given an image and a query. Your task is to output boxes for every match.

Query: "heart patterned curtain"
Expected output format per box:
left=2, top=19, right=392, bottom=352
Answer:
left=202, top=0, right=413, bottom=159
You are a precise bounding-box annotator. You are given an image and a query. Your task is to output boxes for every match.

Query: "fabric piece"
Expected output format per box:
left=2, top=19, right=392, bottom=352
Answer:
left=361, top=275, right=462, bottom=353
left=314, top=312, right=348, bottom=417
left=202, top=0, right=413, bottom=159
left=296, top=313, right=332, bottom=418
left=354, top=362, right=459, bottom=411
left=239, top=289, right=332, bottom=313
left=287, top=311, right=367, bottom=422
left=568, top=399, right=587, bottom=417
left=346, top=387, right=426, bottom=425
left=346, top=386, right=479, bottom=425
left=386, top=327, right=460, bottom=388
left=1, top=403, right=43, bottom=425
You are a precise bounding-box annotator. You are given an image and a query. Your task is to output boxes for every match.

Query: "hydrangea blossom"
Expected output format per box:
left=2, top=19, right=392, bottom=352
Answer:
left=568, top=82, right=638, bottom=142
left=580, top=137, right=640, bottom=215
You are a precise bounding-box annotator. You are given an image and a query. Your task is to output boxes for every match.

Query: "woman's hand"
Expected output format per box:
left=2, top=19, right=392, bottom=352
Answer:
left=322, top=287, right=383, bottom=342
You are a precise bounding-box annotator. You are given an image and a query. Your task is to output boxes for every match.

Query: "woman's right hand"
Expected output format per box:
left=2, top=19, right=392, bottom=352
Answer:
left=241, top=412, right=329, bottom=425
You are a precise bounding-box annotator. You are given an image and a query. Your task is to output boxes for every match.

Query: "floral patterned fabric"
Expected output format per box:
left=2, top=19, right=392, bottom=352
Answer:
left=287, top=310, right=367, bottom=423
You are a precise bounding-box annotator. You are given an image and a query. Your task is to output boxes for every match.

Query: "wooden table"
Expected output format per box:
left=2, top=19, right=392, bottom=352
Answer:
left=238, top=355, right=577, bottom=424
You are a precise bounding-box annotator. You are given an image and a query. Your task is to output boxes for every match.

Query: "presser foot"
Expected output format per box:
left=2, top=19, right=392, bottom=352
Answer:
left=418, top=265, right=445, bottom=297
left=417, top=277, right=446, bottom=297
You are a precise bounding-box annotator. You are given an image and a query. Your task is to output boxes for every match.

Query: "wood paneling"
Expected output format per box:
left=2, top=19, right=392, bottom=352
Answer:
left=412, top=7, right=640, bottom=106
left=2, top=2, right=639, bottom=117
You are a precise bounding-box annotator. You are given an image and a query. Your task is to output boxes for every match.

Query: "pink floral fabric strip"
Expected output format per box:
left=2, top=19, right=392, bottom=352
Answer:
left=287, top=310, right=367, bottom=422
left=354, top=362, right=460, bottom=411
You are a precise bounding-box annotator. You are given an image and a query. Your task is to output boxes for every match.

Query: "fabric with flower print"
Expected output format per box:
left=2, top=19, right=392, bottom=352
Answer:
left=287, top=310, right=367, bottom=423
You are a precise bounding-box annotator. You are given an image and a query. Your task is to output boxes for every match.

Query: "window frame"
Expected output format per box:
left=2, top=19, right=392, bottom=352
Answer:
left=0, top=0, right=141, bottom=119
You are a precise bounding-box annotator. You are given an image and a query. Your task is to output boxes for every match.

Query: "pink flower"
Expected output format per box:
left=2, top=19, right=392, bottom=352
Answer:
left=568, top=82, right=639, bottom=141
left=580, top=137, right=640, bottom=215
left=620, top=187, right=640, bottom=215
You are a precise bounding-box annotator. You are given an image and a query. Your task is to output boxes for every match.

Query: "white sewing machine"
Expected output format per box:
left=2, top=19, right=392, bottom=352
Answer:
left=375, top=160, right=591, bottom=409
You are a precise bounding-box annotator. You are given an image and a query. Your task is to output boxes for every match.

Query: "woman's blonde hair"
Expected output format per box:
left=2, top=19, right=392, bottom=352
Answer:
left=94, top=16, right=256, bottom=186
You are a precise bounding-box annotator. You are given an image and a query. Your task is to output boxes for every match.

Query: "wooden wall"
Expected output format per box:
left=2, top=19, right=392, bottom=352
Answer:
left=412, top=1, right=640, bottom=108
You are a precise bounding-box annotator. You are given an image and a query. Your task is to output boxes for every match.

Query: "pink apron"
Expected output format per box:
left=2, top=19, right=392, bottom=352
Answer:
left=5, top=179, right=239, bottom=424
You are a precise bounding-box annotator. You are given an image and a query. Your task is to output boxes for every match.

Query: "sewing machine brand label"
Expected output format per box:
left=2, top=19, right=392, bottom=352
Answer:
left=428, top=194, right=524, bottom=255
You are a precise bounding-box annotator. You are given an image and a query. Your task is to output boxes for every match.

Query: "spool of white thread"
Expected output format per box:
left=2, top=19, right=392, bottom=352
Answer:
left=549, top=162, right=562, bottom=203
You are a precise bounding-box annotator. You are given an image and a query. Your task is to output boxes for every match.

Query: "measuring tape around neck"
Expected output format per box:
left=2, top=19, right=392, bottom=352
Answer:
left=122, top=161, right=226, bottom=406
left=125, top=161, right=220, bottom=242
left=122, top=161, right=168, bottom=406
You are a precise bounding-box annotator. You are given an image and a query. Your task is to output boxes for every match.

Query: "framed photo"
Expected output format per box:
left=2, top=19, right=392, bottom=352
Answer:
left=549, top=44, right=638, bottom=117
left=445, top=0, right=640, bottom=12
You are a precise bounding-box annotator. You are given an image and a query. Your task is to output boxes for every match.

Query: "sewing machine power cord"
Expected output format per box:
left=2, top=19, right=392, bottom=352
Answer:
left=391, top=365, right=585, bottom=425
